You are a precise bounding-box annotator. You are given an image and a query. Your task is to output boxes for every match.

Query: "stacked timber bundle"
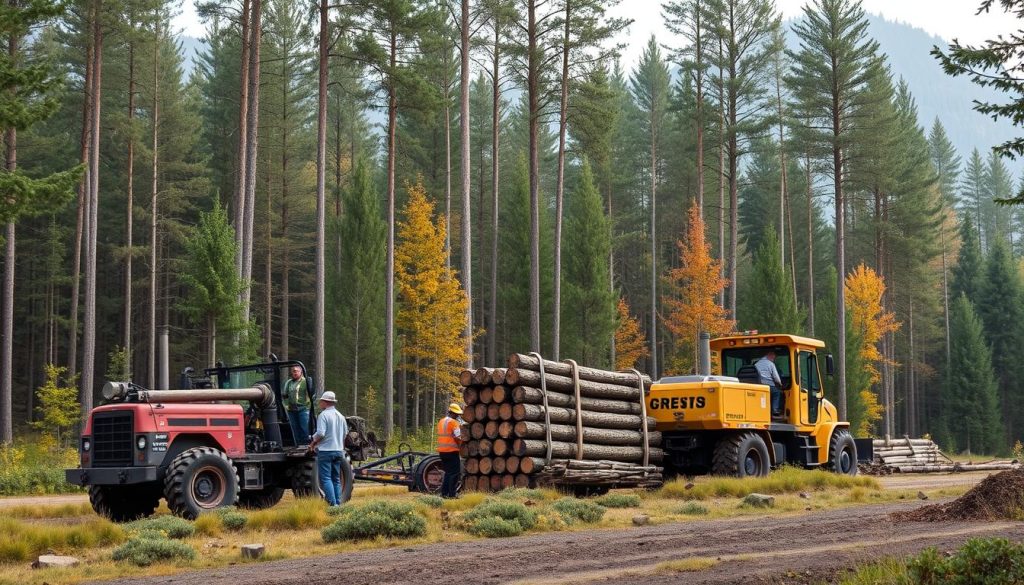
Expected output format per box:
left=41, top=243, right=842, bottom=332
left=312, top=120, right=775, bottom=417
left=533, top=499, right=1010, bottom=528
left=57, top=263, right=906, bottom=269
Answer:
left=868, top=437, right=1021, bottom=474
left=458, top=354, right=664, bottom=492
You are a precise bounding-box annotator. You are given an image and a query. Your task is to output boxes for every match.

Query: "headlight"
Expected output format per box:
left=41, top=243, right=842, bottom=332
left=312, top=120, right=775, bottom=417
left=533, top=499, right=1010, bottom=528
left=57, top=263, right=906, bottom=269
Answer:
left=137, top=436, right=147, bottom=450
left=82, top=438, right=91, bottom=452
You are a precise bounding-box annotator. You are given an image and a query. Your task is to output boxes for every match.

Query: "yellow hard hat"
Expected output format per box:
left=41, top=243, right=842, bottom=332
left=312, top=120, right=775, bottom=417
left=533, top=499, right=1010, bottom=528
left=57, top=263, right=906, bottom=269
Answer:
left=448, top=403, right=464, bottom=415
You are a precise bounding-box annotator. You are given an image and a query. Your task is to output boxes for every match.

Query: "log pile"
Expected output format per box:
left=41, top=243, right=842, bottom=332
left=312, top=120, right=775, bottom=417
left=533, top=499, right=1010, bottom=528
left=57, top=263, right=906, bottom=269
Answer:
left=864, top=437, right=1021, bottom=474
left=458, top=354, right=664, bottom=491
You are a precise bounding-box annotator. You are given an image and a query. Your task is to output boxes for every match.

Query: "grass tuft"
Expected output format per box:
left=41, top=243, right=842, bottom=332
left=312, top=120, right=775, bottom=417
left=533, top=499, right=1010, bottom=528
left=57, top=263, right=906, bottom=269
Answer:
left=658, top=467, right=878, bottom=500
left=416, top=495, right=445, bottom=509
left=595, top=493, right=642, bottom=508
left=467, top=515, right=524, bottom=538
left=193, top=514, right=223, bottom=537
left=111, top=533, right=196, bottom=567
left=675, top=502, right=710, bottom=516
left=550, top=498, right=606, bottom=524
left=654, top=557, right=719, bottom=573
left=4, top=502, right=93, bottom=519
left=125, top=516, right=195, bottom=539
left=0, top=517, right=124, bottom=562
left=321, top=500, right=426, bottom=542
left=463, top=499, right=538, bottom=530
left=247, top=498, right=329, bottom=531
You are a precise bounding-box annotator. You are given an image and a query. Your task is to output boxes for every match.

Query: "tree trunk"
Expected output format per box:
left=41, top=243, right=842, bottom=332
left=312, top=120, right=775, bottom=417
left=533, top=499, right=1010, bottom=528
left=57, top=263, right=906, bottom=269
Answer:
left=241, top=0, right=262, bottom=324
left=384, top=31, right=398, bottom=441
left=805, top=154, right=814, bottom=335
left=263, top=166, right=271, bottom=357
left=694, top=2, right=703, bottom=217
left=0, top=8, right=17, bottom=443
left=314, top=0, right=328, bottom=389
left=82, top=1, right=103, bottom=413
left=444, top=101, right=451, bottom=268
left=460, top=0, right=473, bottom=367
left=716, top=36, right=725, bottom=310
left=123, top=37, right=135, bottom=364
left=68, top=18, right=94, bottom=379
left=527, top=0, right=541, bottom=352
left=234, top=0, right=251, bottom=286
left=649, top=118, right=658, bottom=377
left=552, top=0, right=571, bottom=361
left=833, top=115, right=847, bottom=419
left=487, top=19, right=501, bottom=366
left=148, top=19, right=159, bottom=389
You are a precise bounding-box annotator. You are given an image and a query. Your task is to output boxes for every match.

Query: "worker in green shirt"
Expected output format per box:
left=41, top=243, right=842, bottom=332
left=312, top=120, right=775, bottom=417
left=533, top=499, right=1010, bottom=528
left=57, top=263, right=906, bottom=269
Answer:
left=282, top=365, right=310, bottom=444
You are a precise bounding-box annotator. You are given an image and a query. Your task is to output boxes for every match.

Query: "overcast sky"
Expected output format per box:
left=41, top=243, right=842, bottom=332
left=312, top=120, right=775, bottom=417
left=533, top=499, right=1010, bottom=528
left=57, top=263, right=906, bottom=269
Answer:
left=171, top=0, right=1017, bottom=68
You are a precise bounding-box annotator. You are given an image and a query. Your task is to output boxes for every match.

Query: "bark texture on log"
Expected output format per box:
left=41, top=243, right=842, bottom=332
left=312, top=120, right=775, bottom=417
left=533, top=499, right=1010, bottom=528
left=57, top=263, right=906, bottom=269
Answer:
left=513, top=421, right=661, bottom=446
left=508, top=354, right=652, bottom=388
left=512, top=403, right=656, bottom=430
left=506, top=368, right=643, bottom=401
left=512, top=386, right=643, bottom=415
left=491, top=368, right=507, bottom=385
left=511, top=439, right=664, bottom=463
left=473, top=367, right=495, bottom=385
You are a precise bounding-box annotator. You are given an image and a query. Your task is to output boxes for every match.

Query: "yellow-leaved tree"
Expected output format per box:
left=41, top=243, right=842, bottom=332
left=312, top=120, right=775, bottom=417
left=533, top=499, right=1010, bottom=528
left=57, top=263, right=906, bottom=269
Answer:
left=396, top=180, right=470, bottom=427
left=615, top=298, right=649, bottom=370
left=662, top=202, right=734, bottom=373
left=845, top=263, right=900, bottom=436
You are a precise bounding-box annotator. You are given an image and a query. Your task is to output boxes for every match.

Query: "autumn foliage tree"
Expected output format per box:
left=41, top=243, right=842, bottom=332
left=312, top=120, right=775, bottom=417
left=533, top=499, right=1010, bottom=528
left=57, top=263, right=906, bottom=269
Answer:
left=663, top=203, right=734, bottom=373
left=845, top=263, right=900, bottom=436
left=396, top=180, right=470, bottom=422
left=614, top=298, right=649, bottom=370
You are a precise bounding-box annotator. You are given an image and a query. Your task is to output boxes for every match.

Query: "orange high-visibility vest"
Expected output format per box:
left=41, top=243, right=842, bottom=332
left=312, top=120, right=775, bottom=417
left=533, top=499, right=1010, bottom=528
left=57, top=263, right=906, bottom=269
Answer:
left=436, top=417, right=461, bottom=453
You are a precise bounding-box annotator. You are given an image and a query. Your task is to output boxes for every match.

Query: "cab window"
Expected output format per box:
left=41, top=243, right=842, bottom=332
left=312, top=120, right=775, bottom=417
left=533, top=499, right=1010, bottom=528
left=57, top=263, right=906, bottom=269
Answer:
left=797, top=351, right=820, bottom=391
left=721, top=346, right=791, bottom=389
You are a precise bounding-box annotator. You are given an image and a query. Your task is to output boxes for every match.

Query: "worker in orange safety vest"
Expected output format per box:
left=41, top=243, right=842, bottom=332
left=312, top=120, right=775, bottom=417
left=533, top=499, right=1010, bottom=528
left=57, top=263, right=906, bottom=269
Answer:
left=436, top=403, right=465, bottom=498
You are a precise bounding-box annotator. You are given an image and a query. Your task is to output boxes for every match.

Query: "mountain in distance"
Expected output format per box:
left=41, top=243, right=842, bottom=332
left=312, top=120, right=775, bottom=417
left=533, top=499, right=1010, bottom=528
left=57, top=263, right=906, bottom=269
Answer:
left=175, top=13, right=1018, bottom=171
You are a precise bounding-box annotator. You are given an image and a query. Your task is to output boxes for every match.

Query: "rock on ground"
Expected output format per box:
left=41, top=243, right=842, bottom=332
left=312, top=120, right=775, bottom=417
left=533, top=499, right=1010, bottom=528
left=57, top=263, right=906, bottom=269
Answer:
left=33, top=555, right=80, bottom=569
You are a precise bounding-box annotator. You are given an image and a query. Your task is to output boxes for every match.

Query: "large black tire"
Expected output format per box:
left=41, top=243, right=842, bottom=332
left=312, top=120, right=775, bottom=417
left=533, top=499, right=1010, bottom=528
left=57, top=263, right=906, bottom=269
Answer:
left=237, top=486, right=286, bottom=510
left=163, top=447, right=239, bottom=519
left=292, top=456, right=354, bottom=504
left=827, top=429, right=858, bottom=476
left=88, top=484, right=161, bottom=522
left=412, top=455, right=449, bottom=494
left=712, top=432, right=771, bottom=478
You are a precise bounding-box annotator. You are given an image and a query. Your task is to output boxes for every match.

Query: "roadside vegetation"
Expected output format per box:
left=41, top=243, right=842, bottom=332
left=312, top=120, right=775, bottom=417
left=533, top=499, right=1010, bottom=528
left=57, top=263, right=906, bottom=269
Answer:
left=0, top=442, right=80, bottom=496
left=838, top=538, right=1024, bottom=585
left=0, top=469, right=970, bottom=585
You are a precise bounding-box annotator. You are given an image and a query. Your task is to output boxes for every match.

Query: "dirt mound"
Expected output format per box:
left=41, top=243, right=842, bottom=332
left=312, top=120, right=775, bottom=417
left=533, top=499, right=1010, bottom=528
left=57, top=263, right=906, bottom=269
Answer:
left=892, top=469, right=1024, bottom=522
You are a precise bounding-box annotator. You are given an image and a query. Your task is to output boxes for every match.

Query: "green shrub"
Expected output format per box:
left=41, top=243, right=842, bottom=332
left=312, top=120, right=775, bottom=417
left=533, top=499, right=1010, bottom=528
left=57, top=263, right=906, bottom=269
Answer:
left=550, top=498, right=606, bottom=524
left=126, top=516, right=195, bottom=539
left=676, top=502, right=710, bottom=516
left=910, top=538, right=1024, bottom=585
left=497, top=488, right=547, bottom=501
left=112, top=534, right=196, bottom=566
left=595, top=493, right=641, bottom=508
left=321, top=501, right=426, bottom=542
left=416, top=495, right=445, bottom=509
left=221, top=511, right=247, bottom=531
left=463, top=499, right=537, bottom=530
left=468, top=516, right=524, bottom=538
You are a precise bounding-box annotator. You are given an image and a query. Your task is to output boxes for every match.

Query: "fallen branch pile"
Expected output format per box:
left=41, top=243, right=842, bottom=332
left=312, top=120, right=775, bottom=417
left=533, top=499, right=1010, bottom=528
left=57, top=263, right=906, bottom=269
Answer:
left=864, top=437, right=1020, bottom=474
left=458, top=354, right=664, bottom=491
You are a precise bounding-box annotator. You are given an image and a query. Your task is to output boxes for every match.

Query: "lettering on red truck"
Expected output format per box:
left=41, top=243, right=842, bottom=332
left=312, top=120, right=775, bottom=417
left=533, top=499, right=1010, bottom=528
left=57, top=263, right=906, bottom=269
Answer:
left=648, top=396, right=706, bottom=410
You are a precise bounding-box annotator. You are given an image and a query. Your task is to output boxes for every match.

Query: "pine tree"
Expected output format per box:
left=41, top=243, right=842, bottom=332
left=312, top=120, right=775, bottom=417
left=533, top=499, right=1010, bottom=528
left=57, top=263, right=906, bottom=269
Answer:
left=561, top=159, right=615, bottom=366
left=977, top=238, right=1024, bottom=443
left=744, top=226, right=801, bottom=333
left=985, top=151, right=1014, bottom=247
left=946, top=294, right=1003, bottom=455
left=928, top=118, right=961, bottom=208
left=960, top=149, right=989, bottom=247
left=786, top=0, right=882, bottom=420
left=663, top=202, right=733, bottom=373
left=951, top=219, right=983, bottom=301
left=614, top=298, right=648, bottom=370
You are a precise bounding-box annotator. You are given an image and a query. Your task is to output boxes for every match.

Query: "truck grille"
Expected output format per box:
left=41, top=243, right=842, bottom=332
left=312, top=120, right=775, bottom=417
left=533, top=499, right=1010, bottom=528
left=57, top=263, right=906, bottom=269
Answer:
left=91, top=411, right=134, bottom=467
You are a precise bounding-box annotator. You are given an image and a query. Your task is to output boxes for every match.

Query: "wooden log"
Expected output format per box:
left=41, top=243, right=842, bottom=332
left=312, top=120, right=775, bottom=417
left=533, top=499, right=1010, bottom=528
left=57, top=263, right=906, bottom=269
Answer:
left=499, top=403, right=513, bottom=421
left=473, top=367, right=495, bottom=385
left=872, top=438, right=935, bottom=447
left=463, top=475, right=478, bottom=491
left=519, top=457, right=543, bottom=474
left=491, top=368, right=507, bottom=385
left=479, top=457, right=493, bottom=475
left=512, top=439, right=664, bottom=463
left=512, top=403, right=656, bottom=430
left=501, top=474, right=515, bottom=489
left=463, top=406, right=476, bottom=424
left=492, top=438, right=509, bottom=457
left=512, top=386, right=643, bottom=415
left=492, top=457, right=506, bottom=474
left=513, top=421, right=662, bottom=447
left=506, top=456, right=520, bottom=474
left=492, top=385, right=510, bottom=403
left=484, top=420, right=499, bottom=439
left=478, top=438, right=493, bottom=456
left=506, top=368, right=643, bottom=402
left=467, top=440, right=480, bottom=457
left=470, top=422, right=485, bottom=440
left=463, top=387, right=478, bottom=406
left=459, top=442, right=469, bottom=458
left=459, top=370, right=475, bottom=387
left=514, top=474, right=531, bottom=488
left=489, top=475, right=503, bottom=491
left=474, top=404, right=487, bottom=421
left=460, top=423, right=471, bottom=439
left=479, top=387, right=494, bottom=404
left=487, top=403, right=501, bottom=421
left=508, top=353, right=653, bottom=389
left=477, top=477, right=492, bottom=492
left=465, top=458, right=480, bottom=474
left=498, top=421, right=514, bottom=439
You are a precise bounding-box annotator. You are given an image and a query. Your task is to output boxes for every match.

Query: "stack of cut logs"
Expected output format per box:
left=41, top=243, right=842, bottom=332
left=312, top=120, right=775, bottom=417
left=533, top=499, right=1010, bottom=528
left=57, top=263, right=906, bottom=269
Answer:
left=458, top=354, right=665, bottom=491
left=866, top=437, right=1021, bottom=474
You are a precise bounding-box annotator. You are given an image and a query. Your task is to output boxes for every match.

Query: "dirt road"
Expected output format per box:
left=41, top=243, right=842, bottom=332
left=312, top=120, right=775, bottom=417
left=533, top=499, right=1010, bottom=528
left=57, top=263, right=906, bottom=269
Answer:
left=95, top=500, right=1023, bottom=585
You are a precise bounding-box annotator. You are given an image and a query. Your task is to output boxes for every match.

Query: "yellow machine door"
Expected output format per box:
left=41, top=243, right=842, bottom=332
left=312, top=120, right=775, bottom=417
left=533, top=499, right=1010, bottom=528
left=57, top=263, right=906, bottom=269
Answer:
left=797, top=350, right=821, bottom=425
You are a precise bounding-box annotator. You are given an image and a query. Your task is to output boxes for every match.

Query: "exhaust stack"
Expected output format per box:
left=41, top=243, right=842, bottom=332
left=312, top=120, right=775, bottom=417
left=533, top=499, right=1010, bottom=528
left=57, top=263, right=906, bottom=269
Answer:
left=698, top=331, right=711, bottom=376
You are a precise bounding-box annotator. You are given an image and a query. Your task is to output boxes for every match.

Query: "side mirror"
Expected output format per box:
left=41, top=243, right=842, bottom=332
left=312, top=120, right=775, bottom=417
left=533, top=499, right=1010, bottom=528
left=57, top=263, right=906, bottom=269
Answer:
left=825, top=354, right=835, bottom=377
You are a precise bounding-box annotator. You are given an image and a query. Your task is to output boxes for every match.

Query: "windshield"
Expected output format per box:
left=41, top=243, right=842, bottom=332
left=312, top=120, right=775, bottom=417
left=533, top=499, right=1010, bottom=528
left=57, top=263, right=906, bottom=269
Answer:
left=721, top=346, right=791, bottom=389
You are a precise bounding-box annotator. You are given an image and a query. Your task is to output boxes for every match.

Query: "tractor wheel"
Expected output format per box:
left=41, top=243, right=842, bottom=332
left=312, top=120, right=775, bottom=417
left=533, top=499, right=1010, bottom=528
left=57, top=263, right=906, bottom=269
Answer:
left=412, top=455, right=452, bottom=494
left=88, top=484, right=160, bottom=522
left=712, top=432, right=771, bottom=478
left=291, top=456, right=353, bottom=504
left=237, top=487, right=286, bottom=510
left=163, top=447, right=239, bottom=519
left=827, top=429, right=858, bottom=476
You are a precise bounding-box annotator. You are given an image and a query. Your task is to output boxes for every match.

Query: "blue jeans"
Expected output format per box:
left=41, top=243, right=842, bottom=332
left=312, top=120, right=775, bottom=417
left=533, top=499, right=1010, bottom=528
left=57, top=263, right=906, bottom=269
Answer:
left=317, top=450, right=344, bottom=506
left=770, top=385, right=782, bottom=414
left=287, top=409, right=310, bottom=445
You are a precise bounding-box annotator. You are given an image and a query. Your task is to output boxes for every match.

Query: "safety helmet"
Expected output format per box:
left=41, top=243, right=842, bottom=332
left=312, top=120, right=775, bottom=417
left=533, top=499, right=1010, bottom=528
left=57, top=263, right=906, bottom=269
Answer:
left=448, top=403, right=464, bottom=415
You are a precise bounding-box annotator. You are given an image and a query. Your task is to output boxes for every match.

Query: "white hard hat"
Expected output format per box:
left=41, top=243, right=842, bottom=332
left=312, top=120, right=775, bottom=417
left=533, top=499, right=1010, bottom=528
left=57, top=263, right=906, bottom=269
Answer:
left=319, top=391, right=337, bottom=403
